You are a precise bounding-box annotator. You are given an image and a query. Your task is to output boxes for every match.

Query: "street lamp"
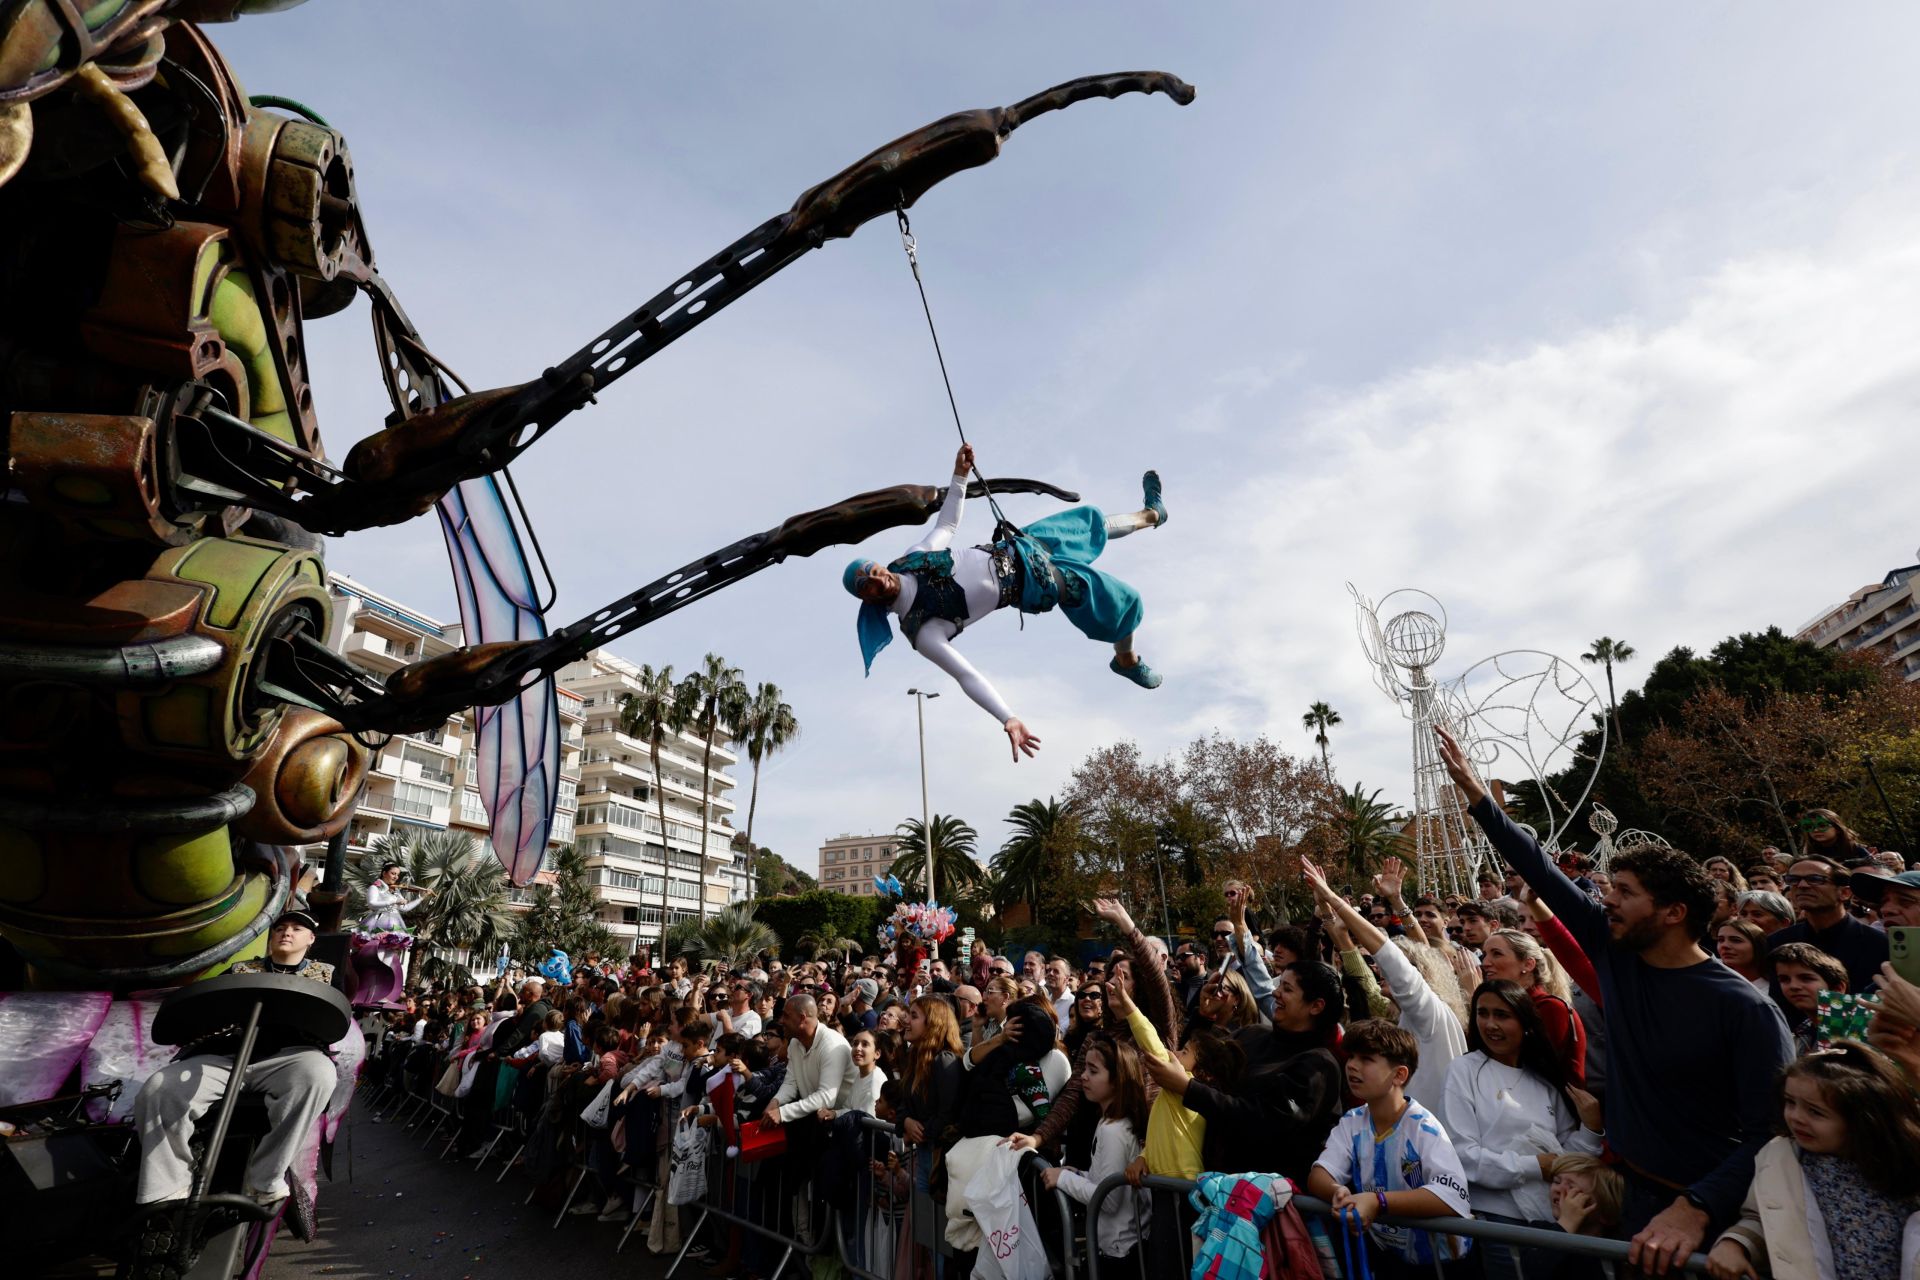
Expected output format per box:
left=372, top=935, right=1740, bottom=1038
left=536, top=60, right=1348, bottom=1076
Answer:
left=908, top=689, right=939, bottom=903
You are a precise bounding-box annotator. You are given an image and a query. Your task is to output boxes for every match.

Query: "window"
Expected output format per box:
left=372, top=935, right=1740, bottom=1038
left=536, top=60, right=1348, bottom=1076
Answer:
left=391, top=780, right=442, bottom=818
left=459, top=789, right=487, bottom=825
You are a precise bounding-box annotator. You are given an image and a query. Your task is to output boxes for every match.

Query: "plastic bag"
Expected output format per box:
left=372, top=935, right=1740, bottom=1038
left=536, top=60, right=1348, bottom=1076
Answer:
left=580, top=1079, right=615, bottom=1129
left=669, top=1110, right=710, bottom=1205
left=961, top=1143, right=1049, bottom=1280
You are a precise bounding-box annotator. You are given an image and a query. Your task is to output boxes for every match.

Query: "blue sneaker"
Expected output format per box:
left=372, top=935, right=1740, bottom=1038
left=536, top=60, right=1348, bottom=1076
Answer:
left=1111, top=656, right=1163, bottom=689
left=1142, top=470, right=1167, bottom=528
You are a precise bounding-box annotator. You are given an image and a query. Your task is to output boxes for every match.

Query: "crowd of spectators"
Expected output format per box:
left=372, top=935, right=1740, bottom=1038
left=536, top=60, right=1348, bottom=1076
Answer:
left=358, top=730, right=1920, bottom=1279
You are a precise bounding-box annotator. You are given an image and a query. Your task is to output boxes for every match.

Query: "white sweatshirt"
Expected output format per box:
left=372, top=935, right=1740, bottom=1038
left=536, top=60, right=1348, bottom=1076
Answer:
left=836, top=1064, right=888, bottom=1116
left=1056, top=1118, right=1150, bottom=1258
left=1442, top=1052, right=1602, bottom=1221
left=889, top=473, right=1016, bottom=724
left=1372, top=940, right=1468, bottom=1132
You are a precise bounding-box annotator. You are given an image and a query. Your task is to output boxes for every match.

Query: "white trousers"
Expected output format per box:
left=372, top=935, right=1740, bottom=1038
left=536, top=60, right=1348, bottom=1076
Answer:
left=134, top=1050, right=335, bottom=1204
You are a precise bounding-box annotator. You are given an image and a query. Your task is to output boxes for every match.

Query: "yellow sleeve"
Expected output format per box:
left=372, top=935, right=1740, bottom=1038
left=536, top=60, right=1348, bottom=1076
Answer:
left=1127, top=1008, right=1168, bottom=1063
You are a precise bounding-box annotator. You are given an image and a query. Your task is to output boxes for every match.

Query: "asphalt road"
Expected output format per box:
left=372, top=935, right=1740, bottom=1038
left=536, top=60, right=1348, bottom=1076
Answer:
left=267, top=1106, right=671, bottom=1280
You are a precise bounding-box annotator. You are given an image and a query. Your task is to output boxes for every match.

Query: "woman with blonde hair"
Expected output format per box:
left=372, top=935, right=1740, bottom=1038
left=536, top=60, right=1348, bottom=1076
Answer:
left=1481, top=928, right=1586, bottom=1085
left=1701, top=856, right=1749, bottom=893
left=1391, top=936, right=1468, bottom=1030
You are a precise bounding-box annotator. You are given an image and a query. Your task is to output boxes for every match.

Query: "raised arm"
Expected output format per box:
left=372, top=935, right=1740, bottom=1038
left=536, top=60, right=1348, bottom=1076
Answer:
left=908, top=444, right=974, bottom=554
left=1435, top=727, right=1606, bottom=951
left=1375, top=862, right=1423, bottom=945
left=1301, top=857, right=1389, bottom=956
left=1225, top=883, right=1274, bottom=1016
left=913, top=624, right=1040, bottom=763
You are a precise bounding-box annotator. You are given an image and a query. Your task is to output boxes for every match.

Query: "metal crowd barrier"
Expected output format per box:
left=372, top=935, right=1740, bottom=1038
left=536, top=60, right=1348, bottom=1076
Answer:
left=356, top=1037, right=1712, bottom=1280
left=1079, top=1172, right=1712, bottom=1279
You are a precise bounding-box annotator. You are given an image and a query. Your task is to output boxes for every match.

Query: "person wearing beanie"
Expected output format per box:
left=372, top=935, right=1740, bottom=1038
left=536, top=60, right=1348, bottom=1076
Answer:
left=844, top=443, right=1167, bottom=764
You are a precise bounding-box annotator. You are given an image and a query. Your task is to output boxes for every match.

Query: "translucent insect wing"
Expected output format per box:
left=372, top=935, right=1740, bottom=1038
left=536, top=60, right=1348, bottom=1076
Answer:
left=437, top=476, right=560, bottom=885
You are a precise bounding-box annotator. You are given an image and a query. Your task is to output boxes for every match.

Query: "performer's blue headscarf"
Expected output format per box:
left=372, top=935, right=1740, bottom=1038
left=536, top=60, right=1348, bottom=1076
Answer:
left=845, top=559, right=893, bottom=675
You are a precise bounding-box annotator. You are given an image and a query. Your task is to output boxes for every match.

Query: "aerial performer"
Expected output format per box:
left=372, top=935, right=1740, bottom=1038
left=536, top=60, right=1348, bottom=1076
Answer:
left=845, top=444, right=1167, bottom=761
left=349, top=863, right=431, bottom=1008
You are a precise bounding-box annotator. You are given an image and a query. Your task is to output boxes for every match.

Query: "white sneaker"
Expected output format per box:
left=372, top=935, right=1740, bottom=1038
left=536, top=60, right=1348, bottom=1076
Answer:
left=569, top=1200, right=602, bottom=1215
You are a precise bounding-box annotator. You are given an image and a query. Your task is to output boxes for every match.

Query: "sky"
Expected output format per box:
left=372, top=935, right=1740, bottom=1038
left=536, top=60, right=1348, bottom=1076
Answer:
left=219, top=3, right=1920, bottom=879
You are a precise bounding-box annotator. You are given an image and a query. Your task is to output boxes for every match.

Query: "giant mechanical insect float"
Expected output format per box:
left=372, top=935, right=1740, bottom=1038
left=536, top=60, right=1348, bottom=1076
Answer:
left=0, top=0, right=1190, bottom=1269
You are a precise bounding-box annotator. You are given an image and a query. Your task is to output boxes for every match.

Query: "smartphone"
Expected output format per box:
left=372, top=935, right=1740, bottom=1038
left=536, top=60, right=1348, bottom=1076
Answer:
left=1892, top=926, right=1920, bottom=987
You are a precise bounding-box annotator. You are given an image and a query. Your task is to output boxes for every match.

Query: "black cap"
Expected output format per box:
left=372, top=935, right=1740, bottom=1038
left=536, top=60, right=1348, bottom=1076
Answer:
left=273, top=908, right=321, bottom=933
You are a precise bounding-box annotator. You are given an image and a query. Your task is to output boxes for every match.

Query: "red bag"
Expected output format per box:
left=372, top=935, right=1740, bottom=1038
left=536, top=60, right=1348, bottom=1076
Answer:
left=730, top=1118, right=787, bottom=1163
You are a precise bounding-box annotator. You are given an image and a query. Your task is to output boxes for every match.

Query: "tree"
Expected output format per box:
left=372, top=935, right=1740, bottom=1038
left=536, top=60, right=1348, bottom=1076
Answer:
left=746, top=845, right=816, bottom=898
left=619, top=663, right=693, bottom=944
left=1064, top=734, right=1341, bottom=933
left=513, top=843, right=620, bottom=964
left=1333, top=784, right=1409, bottom=890
left=891, top=815, right=985, bottom=900
left=349, top=827, right=515, bottom=986
left=1302, top=701, right=1342, bottom=779
left=1582, top=637, right=1637, bottom=748
left=737, top=682, right=799, bottom=900
left=753, top=890, right=888, bottom=959
left=683, top=653, right=750, bottom=920
left=659, top=902, right=783, bottom=969
left=991, top=798, right=1077, bottom=910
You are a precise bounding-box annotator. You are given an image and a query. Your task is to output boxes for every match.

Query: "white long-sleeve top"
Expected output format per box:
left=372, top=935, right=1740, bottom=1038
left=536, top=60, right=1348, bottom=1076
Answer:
left=889, top=472, right=1016, bottom=725
left=773, top=1024, right=852, bottom=1122
left=1373, top=940, right=1468, bottom=1132
left=1056, top=1119, right=1149, bottom=1258
left=1442, top=1052, right=1602, bottom=1221
left=365, top=881, right=423, bottom=915
left=836, top=1064, right=888, bottom=1116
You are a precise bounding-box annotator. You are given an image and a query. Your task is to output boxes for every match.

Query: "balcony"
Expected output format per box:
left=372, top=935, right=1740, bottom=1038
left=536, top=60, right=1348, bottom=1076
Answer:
left=1854, top=603, right=1920, bottom=653
left=362, top=791, right=441, bottom=822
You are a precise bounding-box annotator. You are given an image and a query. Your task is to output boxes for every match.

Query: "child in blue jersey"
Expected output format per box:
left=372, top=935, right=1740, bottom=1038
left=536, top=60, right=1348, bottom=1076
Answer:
left=1308, top=1019, right=1473, bottom=1279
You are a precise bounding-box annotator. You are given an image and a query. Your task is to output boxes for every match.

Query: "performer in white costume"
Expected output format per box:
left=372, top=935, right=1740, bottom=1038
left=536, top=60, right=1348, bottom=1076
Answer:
left=845, top=445, right=1166, bottom=761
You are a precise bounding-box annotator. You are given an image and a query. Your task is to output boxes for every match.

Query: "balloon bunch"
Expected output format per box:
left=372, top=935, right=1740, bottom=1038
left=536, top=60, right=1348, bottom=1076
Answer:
left=879, top=900, right=957, bottom=948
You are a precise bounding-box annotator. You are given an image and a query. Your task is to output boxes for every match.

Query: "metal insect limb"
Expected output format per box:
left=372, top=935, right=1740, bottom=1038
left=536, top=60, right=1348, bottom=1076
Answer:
left=278, top=71, right=1195, bottom=534
left=323, top=477, right=1082, bottom=744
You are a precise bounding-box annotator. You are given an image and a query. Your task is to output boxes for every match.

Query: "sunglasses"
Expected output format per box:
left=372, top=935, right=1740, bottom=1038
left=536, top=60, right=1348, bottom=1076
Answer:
left=1211, top=930, right=1233, bottom=939
left=1781, top=873, right=1835, bottom=887
left=1797, top=818, right=1833, bottom=831
left=1078, top=991, right=1105, bottom=1002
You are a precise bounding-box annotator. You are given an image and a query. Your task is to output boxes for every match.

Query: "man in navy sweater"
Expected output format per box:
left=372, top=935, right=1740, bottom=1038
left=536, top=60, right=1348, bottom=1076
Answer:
left=1436, top=728, right=1790, bottom=1276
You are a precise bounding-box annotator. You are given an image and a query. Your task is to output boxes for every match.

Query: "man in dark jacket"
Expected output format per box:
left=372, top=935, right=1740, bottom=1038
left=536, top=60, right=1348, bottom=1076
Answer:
left=455, top=978, right=551, bottom=1156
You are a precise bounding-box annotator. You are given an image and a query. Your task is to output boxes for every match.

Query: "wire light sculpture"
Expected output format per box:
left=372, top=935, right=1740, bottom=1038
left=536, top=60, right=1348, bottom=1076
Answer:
left=1589, top=804, right=1620, bottom=873
left=1352, top=586, right=1495, bottom=898
left=1352, top=586, right=1609, bottom=898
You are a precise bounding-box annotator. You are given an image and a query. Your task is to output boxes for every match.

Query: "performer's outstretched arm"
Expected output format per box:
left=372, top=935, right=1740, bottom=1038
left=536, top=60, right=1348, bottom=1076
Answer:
left=916, top=624, right=1040, bottom=761
left=908, top=444, right=973, bottom=554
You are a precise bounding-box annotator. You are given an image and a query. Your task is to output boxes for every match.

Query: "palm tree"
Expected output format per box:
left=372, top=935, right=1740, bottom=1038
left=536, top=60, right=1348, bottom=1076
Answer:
left=1302, top=701, right=1342, bottom=780
left=683, top=654, right=750, bottom=922
left=619, top=663, right=692, bottom=948
left=795, top=931, right=864, bottom=964
left=670, top=902, right=783, bottom=969
left=891, top=814, right=985, bottom=900
left=1581, top=637, right=1637, bottom=747
left=992, top=798, right=1076, bottom=911
left=1335, top=783, right=1408, bottom=889
left=348, top=827, right=515, bottom=986
left=738, top=682, right=799, bottom=900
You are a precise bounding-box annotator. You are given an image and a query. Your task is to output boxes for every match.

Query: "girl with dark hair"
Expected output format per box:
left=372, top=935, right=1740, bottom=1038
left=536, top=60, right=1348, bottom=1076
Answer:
left=1714, top=919, right=1770, bottom=991
left=1799, top=808, right=1867, bottom=864
left=1708, top=1042, right=1920, bottom=1280
left=1443, top=980, right=1605, bottom=1224
left=1044, top=1035, right=1152, bottom=1269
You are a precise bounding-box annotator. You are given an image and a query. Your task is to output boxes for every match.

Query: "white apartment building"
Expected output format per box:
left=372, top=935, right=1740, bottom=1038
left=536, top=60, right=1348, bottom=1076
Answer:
left=818, top=833, right=905, bottom=896
left=559, top=650, right=751, bottom=951
left=1796, top=557, right=1920, bottom=683
left=325, top=574, right=585, bottom=910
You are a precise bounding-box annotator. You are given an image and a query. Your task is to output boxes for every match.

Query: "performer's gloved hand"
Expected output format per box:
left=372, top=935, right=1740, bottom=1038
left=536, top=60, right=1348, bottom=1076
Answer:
left=954, top=443, right=975, bottom=477
left=1004, top=717, right=1041, bottom=762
